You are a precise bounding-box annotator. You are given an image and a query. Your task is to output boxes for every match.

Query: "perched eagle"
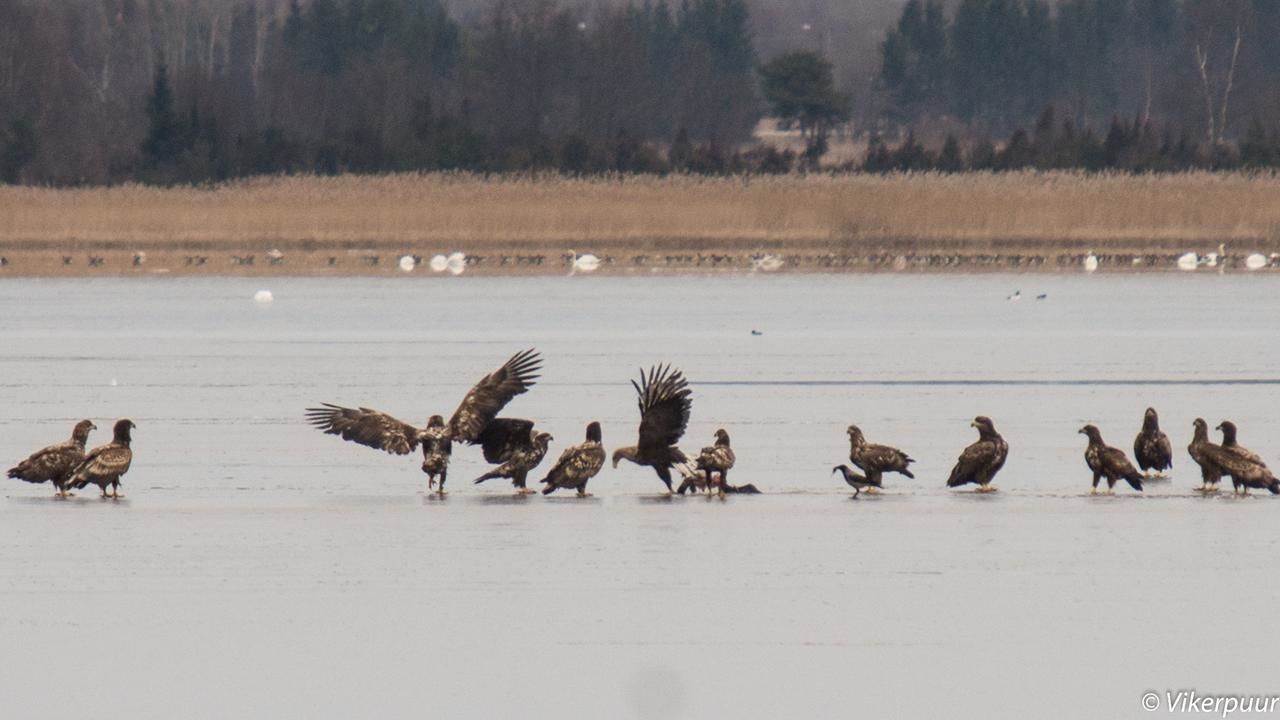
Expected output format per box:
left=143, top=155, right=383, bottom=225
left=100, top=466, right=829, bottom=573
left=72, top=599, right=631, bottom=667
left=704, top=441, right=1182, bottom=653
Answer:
left=540, top=421, right=606, bottom=496
left=1216, top=421, right=1277, bottom=494
left=832, top=464, right=881, bottom=497
left=1133, top=407, right=1172, bottom=477
left=846, top=424, right=914, bottom=491
left=696, top=429, right=736, bottom=497
left=65, top=419, right=134, bottom=499
left=473, top=421, right=552, bottom=493
left=946, top=416, right=1008, bottom=492
left=612, top=364, right=691, bottom=493
left=306, top=348, right=543, bottom=493
left=1079, top=424, right=1143, bottom=494
left=7, top=419, right=96, bottom=497
left=1187, top=418, right=1225, bottom=492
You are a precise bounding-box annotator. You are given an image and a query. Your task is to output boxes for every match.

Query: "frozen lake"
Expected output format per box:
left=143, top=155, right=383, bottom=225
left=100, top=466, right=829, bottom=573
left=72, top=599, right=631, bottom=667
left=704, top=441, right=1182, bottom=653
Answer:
left=2, top=275, right=1278, bottom=719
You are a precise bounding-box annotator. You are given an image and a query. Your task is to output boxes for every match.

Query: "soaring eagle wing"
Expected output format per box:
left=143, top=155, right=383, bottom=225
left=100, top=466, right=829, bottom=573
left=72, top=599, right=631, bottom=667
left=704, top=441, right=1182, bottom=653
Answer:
left=477, top=418, right=535, bottom=463
left=634, top=364, right=691, bottom=454
left=8, top=440, right=82, bottom=483
left=305, top=403, right=420, bottom=455
left=448, top=349, right=542, bottom=443
left=947, top=440, right=994, bottom=487
left=68, top=445, right=133, bottom=488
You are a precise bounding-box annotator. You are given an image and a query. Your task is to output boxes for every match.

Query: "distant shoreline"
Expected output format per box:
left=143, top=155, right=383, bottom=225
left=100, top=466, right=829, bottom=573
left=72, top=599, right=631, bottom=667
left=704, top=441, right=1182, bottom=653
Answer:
left=3, top=172, right=1279, bottom=277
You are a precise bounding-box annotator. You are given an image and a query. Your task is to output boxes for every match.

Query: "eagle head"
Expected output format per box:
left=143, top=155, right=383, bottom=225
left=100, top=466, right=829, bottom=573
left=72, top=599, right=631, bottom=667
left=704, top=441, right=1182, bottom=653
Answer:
left=586, top=421, right=602, bottom=443
left=427, top=415, right=445, bottom=428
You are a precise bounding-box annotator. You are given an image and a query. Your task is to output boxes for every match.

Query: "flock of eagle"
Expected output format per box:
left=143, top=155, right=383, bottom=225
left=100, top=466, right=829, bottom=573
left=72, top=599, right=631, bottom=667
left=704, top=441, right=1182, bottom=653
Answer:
left=6, top=349, right=1280, bottom=498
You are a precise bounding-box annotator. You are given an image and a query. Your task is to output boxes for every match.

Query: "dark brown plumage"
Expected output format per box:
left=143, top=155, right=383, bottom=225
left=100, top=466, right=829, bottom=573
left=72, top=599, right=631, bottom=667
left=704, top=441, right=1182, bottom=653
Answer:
left=1187, top=418, right=1225, bottom=492
left=847, top=424, right=914, bottom=491
left=832, top=464, right=881, bottom=497
left=1080, top=424, right=1143, bottom=494
left=541, top=421, right=606, bottom=496
left=473, top=423, right=552, bottom=492
left=1215, top=421, right=1278, bottom=495
left=8, top=419, right=96, bottom=497
left=611, top=364, right=691, bottom=493
left=946, top=416, right=1008, bottom=492
left=306, top=349, right=542, bottom=493
left=66, top=419, right=134, bottom=499
left=1133, top=407, right=1172, bottom=476
left=696, top=429, right=736, bottom=497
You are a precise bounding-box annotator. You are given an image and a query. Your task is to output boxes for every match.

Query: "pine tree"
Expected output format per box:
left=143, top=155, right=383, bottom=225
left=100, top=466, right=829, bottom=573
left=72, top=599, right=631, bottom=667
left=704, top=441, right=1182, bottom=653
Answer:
left=142, top=61, right=180, bottom=172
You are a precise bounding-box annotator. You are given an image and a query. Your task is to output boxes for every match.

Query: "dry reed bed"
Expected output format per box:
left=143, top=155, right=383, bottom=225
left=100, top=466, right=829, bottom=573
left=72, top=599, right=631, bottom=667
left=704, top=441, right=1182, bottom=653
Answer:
left=2, top=172, right=1280, bottom=249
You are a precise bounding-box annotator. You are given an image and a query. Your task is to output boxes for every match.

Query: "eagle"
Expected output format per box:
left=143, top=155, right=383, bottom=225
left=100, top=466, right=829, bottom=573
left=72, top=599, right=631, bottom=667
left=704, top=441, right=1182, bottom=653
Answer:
left=832, top=464, right=880, bottom=497
left=7, top=419, right=96, bottom=497
left=65, top=419, right=135, bottom=499
left=1187, top=418, right=1225, bottom=492
left=1079, top=424, right=1143, bottom=494
left=540, top=421, right=606, bottom=496
left=473, top=421, right=552, bottom=493
left=1133, top=407, right=1172, bottom=477
left=946, top=416, right=1008, bottom=492
left=612, top=364, right=691, bottom=493
left=306, top=348, right=543, bottom=494
left=1216, top=421, right=1277, bottom=494
left=846, top=424, right=914, bottom=493
left=696, top=429, right=736, bottom=497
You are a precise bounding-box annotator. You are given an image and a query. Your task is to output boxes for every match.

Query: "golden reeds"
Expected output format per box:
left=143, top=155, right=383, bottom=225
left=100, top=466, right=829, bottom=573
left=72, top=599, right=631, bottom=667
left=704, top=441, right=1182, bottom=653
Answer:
left=3, top=171, right=1279, bottom=249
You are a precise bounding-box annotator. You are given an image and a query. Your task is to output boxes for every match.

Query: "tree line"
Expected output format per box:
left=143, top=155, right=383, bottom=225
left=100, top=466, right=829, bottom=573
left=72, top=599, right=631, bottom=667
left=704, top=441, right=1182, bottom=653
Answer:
left=7, top=0, right=1280, bottom=184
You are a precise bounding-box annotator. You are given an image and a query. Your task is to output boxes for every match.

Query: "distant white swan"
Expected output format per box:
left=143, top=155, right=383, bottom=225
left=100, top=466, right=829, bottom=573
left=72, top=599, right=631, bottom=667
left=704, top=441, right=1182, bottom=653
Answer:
left=429, top=255, right=449, bottom=272
left=398, top=255, right=416, bottom=272
left=1083, top=254, right=1098, bottom=272
left=1006, top=290, right=1022, bottom=301
left=752, top=254, right=784, bottom=272
left=447, top=252, right=466, bottom=275
left=1177, top=252, right=1198, bottom=271
left=568, top=250, right=600, bottom=275
left=1246, top=253, right=1268, bottom=270
left=254, top=289, right=274, bottom=303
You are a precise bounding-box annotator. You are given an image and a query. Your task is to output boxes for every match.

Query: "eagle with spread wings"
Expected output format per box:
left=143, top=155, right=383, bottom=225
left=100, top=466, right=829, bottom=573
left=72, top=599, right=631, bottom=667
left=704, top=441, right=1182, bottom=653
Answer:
left=306, top=349, right=543, bottom=494
left=612, top=364, right=691, bottom=493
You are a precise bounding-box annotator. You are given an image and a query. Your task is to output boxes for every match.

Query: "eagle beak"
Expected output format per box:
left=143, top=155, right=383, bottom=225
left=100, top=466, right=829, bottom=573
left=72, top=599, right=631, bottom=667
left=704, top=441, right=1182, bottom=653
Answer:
left=1077, top=428, right=1086, bottom=434
left=969, top=422, right=977, bottom=428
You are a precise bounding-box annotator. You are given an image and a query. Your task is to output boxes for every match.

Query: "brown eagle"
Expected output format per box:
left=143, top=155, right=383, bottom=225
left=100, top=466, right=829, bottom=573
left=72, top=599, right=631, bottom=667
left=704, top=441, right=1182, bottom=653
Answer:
left=473, top=420, right=552, bottom=493
left=697, top=429, right=736, bottom=497
left=540, top=421, right=606, bottom=496
left=612, top=364, right=691, bottom=493
left=832, top=464, right=881, bottom=497
left=1187, top=418, right=1225, bottom=492
left=1133, top=407, right=1172, bottom=477
left=1216, top=421, right=1277, bottom=494
left=306, top=348, right=542, bottom=494
left=65, top=419, right=135, bottom=499
left=946, top=416, right=1008, bottom=492
left=846, top=424, right=914, bottom=492
left=1080, top=424, right=1143, bottom=494
left=8, top=419, right=96, bottom=497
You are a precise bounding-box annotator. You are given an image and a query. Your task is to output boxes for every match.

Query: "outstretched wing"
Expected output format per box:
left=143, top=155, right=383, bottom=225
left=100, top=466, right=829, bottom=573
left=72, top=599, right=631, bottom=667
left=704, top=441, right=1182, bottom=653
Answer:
left=477, top=418, right=535, bottom=463
left=449, top=349, right=542, bottom=443
left=634, top=364, right=691, bottom=453
left=305, top=403, right=420, bottom=455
